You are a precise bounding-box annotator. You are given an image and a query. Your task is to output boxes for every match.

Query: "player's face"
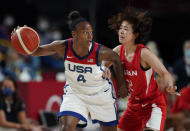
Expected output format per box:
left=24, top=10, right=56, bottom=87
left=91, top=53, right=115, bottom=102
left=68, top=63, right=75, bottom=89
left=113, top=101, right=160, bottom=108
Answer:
left=118, top=21, right=136, bottom=44
left=73, top=22, right=93, bottom=44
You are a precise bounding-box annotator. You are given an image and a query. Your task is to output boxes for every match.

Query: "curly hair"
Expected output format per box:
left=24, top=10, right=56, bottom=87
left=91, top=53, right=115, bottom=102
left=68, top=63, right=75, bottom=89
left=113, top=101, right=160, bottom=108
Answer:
left=108, top=7, right=152, bottom=44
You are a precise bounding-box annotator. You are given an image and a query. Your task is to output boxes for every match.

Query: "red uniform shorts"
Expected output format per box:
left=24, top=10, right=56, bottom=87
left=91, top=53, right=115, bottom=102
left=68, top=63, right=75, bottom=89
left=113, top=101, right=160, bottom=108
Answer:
left=118, top=102, right=166, bottom=131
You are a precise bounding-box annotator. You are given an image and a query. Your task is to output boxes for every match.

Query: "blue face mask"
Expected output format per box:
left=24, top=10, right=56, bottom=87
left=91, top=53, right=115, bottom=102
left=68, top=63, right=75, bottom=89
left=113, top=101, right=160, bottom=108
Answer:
left=185, top=50, right=190, bottom=59
left=2, top=87, right=14, bottom=96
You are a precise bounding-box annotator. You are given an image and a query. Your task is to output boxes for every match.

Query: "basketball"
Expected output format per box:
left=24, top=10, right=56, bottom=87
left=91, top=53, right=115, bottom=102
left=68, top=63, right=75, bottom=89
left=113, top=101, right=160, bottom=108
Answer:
left=11, top=26, right=40, bottom=55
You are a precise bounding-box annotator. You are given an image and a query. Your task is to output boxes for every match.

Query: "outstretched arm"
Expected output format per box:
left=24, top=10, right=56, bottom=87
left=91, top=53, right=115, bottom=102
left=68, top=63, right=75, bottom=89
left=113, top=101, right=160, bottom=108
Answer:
left=99, top=45, right=128, bottom=98
left=32, top=40, right=66, bottom=56
left=141, top=48, right=178, bottom=95
left=11, top=26, right=66, bottom=57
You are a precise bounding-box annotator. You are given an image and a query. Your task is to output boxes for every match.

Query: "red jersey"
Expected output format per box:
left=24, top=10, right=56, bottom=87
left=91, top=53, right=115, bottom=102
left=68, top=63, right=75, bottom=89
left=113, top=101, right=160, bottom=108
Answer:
left=119, top=44, right=164, bottom=104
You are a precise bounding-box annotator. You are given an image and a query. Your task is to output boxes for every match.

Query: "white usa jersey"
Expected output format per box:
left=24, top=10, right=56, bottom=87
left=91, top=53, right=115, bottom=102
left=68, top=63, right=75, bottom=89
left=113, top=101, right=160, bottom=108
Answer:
left=63, top=38, right=111, bottom=95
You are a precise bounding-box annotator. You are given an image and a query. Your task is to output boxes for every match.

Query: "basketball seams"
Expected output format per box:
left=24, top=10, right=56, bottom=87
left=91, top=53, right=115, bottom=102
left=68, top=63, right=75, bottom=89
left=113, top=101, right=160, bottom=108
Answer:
left=22, top=29, right=37, bottom=51
left=16, top=28, right=32, bottom=54
left=23, top=27, right=40, bottom=48
left=12, top=26, right=40, bottom=55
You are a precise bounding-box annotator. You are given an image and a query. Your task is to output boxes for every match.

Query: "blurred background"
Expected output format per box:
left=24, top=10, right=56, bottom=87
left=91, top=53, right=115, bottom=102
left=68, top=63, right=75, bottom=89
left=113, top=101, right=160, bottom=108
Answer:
left=1, top=0, right=190, bottom=131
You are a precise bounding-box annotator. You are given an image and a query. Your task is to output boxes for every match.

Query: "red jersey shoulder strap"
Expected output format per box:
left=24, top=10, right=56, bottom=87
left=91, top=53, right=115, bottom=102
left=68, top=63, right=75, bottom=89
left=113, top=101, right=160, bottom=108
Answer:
left=119, top=44, right=125, bottom=60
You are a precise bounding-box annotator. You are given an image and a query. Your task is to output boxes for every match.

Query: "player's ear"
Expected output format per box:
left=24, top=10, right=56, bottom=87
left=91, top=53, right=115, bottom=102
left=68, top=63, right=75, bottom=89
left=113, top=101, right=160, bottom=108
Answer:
left=72, top=31, right=76, bottom=38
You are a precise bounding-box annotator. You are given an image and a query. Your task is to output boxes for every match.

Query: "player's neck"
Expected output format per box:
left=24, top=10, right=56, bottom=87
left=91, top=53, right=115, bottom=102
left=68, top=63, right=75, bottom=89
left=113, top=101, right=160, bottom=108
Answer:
left=73, top=41, right=91, bottom=57
left=124, top=42, right=136, bottom=55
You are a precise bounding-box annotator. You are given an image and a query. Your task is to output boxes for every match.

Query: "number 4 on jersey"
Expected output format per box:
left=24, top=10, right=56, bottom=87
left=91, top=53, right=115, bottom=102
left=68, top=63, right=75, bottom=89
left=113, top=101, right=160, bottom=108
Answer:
left=77, top=74, right=86, bottom=83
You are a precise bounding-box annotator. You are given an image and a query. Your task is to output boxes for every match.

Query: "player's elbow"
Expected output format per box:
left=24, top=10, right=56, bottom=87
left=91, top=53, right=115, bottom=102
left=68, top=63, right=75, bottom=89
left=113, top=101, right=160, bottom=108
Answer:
left=112, top=55, right=122, bottom=66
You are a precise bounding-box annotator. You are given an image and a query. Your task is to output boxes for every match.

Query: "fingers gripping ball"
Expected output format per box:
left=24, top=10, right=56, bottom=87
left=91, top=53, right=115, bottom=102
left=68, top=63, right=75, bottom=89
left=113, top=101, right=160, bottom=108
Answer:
left=11, top=27, right=39, bottom=55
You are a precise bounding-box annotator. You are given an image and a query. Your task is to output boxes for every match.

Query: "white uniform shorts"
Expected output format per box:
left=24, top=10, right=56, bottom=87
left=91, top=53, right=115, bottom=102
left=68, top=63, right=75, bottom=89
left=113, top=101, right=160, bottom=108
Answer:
left=57, top=82, right=118, bottom=128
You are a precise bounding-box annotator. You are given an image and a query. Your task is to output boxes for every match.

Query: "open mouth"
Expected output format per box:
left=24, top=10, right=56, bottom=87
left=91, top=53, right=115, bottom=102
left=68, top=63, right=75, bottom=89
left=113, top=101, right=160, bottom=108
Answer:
left=119, top=36, right=125, bottom=40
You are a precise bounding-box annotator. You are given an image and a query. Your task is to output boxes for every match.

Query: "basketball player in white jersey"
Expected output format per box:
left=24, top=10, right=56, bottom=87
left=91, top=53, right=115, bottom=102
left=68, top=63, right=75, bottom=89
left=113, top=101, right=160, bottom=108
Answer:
left=12, top=11, right=128, bottom=131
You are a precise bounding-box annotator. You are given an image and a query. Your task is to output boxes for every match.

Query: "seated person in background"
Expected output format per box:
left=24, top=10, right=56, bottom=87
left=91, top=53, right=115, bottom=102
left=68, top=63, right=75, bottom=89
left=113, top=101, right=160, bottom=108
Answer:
left=146, top=40, right=170, bottom=70
left=163, top=92, right=184, bottom=131
left=0, top=77, right=42, bottom=131
left=173, top=40, right=190, bottom=91
left=169, top=82, right=190, bottom=131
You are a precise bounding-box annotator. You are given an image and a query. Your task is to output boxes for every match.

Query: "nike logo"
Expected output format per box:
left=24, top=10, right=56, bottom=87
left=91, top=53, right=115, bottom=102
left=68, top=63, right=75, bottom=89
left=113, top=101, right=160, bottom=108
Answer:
left=67, top=56, right=72, bottom=58
left=104, top=88, right=110, bottom=92
left=142, top=104, right=148, bottom=107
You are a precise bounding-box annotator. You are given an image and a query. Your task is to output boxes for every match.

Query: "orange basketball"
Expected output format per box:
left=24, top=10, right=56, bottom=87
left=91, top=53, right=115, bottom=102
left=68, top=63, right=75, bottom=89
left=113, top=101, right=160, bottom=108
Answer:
left=11, top=26, right=40, bottom=55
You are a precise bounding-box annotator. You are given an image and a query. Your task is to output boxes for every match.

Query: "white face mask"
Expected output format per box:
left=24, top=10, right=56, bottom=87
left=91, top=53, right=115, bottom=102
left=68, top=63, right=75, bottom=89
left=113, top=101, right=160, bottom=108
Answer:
left=52, top=31, right=62, bottom=40
left=185, top=49, right=190, bottom=58
left=184, top=49, right=190, bottom=64
left=3, top=15, right=15, bottom=27
left=37, top=19, right=50, bottom=31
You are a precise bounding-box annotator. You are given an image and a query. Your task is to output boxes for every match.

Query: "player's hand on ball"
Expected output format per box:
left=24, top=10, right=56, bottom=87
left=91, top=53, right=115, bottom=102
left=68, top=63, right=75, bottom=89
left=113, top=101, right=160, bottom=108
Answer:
left=11, top=25, right=28, bottom=36
left=11, top=26, right=20, bottom=36
left=11, top=25, right=39, bottom=55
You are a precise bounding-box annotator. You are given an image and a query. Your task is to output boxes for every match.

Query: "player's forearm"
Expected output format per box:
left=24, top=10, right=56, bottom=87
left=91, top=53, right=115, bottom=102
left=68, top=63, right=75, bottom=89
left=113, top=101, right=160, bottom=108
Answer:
left=164, top=72, right=174, bottom=87
left=31, top=46, right=55, bottom=56
left=112, top=58, right=126, bottom=87
left=159, top=71, right=174, bottom=90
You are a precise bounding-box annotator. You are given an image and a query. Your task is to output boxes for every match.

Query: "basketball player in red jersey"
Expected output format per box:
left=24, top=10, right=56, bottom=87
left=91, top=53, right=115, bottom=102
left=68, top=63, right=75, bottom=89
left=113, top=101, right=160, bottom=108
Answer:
left=12, top=11, right=128, bottom=131
left=104, top=7, right=178, bottom=131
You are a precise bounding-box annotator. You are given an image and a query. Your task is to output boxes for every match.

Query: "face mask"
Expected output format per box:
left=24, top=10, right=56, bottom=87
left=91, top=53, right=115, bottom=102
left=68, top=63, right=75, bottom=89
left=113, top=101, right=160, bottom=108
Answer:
left=3, top=15, right=15, bottom=27
left=2, top=87, right=14, bottom=96
left=52, top=31, right=62, bottom=40
left=185, top=50, right=190, bottom=59
left=37, top=19, right=50, bottom=31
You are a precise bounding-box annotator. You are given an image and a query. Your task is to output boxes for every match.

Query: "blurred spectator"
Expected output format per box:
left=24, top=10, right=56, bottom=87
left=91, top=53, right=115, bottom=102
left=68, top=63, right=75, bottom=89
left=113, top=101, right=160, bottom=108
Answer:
left=0, top=77, right=33, bottom=131
left=164, top=109, right=185, bottom=131
left=5, top=49, right=27, bottom=80
left=0, top=50, right=18, bottom=81
left=36, top=16, right=64, bottom=72
left=0, top=14, right=14, bottom=59
left=146, top=40, right=170, bottom=69
left=36, top=16, right=52, bottom=45
left=173, top=40, right=190, bottom=91
left=50, top=27, right=62, bottom=41
left=162, top=84, right=184, bottom=131
left=41, top=54, right=65, bottom=72
left=0, top=14, right=15, bottom=41
left=4, top=49, right=41, bottom=81
left=169, top=80, right=190, bottom=131
left=0, top=50, right=6, bottom=81
left=22, top=56, right=41, bottom=81
left=41, top=27, right=64, bottom=71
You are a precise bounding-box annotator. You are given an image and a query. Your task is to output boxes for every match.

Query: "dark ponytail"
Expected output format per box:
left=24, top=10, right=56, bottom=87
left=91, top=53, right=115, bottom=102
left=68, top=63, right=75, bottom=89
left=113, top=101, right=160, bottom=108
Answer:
left=67, top=10, right=87, bottom=31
